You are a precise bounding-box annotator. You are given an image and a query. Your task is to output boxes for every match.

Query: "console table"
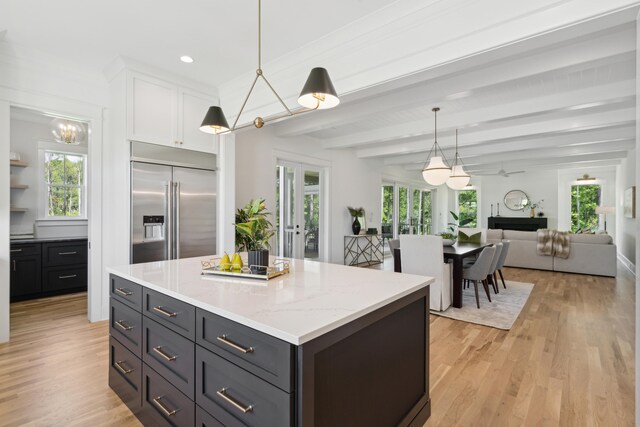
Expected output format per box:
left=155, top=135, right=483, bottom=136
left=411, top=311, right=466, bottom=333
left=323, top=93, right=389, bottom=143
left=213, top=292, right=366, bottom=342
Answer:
left=344, top=234, right=384, bottom=267
left=488, top=217, right=547, bottom=231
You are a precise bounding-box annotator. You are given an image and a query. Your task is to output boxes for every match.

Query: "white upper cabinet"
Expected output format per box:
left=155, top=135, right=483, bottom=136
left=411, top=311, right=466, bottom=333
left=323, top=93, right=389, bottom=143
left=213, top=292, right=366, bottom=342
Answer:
left=127, top=73, right=216, bottom=153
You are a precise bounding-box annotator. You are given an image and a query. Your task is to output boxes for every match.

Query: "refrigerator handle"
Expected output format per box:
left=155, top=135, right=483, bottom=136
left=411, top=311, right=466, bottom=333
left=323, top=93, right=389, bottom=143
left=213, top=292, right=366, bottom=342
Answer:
left=165, top=182, right=173, bottom=260
left=174, top=181, right=181, bottom=259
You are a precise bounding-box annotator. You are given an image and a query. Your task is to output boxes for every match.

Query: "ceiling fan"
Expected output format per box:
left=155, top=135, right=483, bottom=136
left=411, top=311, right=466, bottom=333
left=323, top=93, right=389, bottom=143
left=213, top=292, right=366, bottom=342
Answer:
left=476, top=163, right=525, bottom=178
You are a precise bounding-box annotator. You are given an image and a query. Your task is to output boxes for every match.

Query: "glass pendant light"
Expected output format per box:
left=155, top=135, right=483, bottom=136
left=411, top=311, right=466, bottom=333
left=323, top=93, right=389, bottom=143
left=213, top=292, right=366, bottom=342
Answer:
left=50, top=118, right=86, bottom=145
left=422, top=107, right=451, bottom=186
left=446, top=129, right=471, bottom=190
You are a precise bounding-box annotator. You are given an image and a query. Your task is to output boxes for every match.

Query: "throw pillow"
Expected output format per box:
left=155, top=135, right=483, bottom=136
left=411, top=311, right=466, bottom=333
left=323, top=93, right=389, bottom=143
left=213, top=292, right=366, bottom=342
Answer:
left=458, top=231, right=481, bottom=244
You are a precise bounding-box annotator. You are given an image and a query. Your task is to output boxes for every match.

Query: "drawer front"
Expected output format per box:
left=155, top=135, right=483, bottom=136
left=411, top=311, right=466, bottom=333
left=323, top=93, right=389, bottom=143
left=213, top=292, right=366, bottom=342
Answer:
left=109, top=336, right=142, bottom=412
left=10, top=243, right=40, bottom=257
left=43, top=266, right=87, bottom=292
left=142, top=364, right=195, bottom=427
left=110, top=274, right=143, bottom=311
left=196, top=405, right=225, bottom=427
left=143, top=316, right=196, bottom=400
left=196, top=346, right=293, bottom=427
left=197, top=309, right=294, bottom=392
left=43, top=241, right=87, bottom=267
left=144, top=289, right=195, bottom=340
left=110, top=298, right=143, bottom=356
left=10, top=256, right=41, bottom=298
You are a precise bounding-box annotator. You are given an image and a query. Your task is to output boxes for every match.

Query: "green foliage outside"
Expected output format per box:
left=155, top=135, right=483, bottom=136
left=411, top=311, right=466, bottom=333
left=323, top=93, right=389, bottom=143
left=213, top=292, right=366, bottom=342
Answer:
left=457, top=190, right=477, bottom=228
left=44, top=152, right=84, bottom=217
left=571, top=184, right=600, bottom=232
left=304, top=172, right=320, bottom=231
left=398, top=187, right=409, bottom=233
left=381, top=185, right=431, bottom=235
left=235, top=198, right=275, bottom=251
left=381, top=185, right=394, bottom=225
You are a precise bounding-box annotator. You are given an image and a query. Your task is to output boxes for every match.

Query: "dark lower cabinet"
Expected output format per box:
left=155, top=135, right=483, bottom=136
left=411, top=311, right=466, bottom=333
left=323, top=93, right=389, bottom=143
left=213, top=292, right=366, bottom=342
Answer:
left=141, top=364, right=195, bottom=427
left=10, top=239, right=87, bottom=301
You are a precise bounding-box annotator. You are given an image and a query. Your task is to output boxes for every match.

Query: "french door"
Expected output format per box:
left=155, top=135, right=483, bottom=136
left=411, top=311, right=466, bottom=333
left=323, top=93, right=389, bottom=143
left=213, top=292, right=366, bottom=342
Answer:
left=276, top=162, right=324, bottom=261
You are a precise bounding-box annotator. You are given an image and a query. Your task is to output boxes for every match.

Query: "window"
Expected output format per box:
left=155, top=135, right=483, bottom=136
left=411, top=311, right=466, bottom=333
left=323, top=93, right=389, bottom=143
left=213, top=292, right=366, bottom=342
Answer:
left=571, top=184, right=601, bottom=232
left=43, top=151, right=86, bottom=218
left=398, top=186, right=410, bottom=235
left=412, top=189, right=432, bottom=235
left=381, top=185, right=394, bottom=239
left=457, top=189, right=477, bottom=227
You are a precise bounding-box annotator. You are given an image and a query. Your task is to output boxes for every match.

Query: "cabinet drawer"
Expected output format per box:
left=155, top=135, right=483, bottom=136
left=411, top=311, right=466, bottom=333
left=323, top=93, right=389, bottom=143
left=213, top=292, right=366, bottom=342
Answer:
left=109, top=336, right=142, bottom=412
left=196, top=405, right=224, bottom=427
left=143, top=316, right=196, bottom=400
left=110, top=298, right=143, bottom=356
left=144, top=289, right=195, bottom=340
left=43, top=241, right=87, bottom=267
left=10, top=243, right=40, bottom=257
left=196, top=346, right=293, bottom=427
left=110, top=274, right=143, bottom=311
left=197, top=309, right=294, bottom=392
left=43, top=266, right=87, bottom=292
left=142, top=364, right=195, bottom=427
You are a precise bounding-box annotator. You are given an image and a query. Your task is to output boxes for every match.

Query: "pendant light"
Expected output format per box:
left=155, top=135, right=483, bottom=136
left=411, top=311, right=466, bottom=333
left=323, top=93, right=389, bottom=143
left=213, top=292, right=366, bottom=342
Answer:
left=422, top=107, right=451, bottom=186
left=446, top=129, right=471, bottom=190
left=200, top=0, right=340, bottom=135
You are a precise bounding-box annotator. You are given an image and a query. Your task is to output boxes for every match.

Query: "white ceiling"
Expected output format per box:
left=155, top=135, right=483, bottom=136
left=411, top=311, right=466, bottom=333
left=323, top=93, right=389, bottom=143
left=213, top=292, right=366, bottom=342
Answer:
left=272, top=11, right=638, bottom=179
left=0, top=0, right=393, bottom=85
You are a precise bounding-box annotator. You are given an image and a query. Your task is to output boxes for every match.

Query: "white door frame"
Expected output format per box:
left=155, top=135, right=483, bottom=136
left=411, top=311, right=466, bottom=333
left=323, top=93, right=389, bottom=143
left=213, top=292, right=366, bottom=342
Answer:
left=0, top=88, right=104, bottom=342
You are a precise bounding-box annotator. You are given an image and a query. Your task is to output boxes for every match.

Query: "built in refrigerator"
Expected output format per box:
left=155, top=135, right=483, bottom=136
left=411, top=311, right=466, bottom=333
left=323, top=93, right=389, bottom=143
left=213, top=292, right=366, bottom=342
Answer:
left=130, top=142, right=216, bottom=264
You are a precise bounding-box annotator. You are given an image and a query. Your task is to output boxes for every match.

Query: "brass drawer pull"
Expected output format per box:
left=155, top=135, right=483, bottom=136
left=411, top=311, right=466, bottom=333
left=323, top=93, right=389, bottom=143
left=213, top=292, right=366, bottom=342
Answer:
left=152, top=346, right=177, bottom=362
left=58, top=274, right=77, bottom=279
left=58, top=251, right=78, bottom=255
left=217, top=335, right=254, bottom=354
left=114, top=360, right=134, bottom=375
left=10, top=249, right=22, bottom=253
left=115, top=288, right=133, bottom=297
left=217, top=388, right=253, bottom=413
left=153, top=306, right=177, bottom=318
left=115, top=320, right=133, bottom=331
left=152, top=396, right=178, bottom=417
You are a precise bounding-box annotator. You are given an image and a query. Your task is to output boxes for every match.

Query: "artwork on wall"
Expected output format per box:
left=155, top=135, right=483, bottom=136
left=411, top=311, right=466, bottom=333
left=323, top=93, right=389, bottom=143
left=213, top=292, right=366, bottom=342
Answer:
left=624, top=186, right=636, bottom=219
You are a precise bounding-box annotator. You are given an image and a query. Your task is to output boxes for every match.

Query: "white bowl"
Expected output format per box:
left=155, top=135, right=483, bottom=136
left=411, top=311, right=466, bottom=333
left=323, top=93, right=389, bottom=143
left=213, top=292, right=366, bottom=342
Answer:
left=442, top=238, right=456, bottom=246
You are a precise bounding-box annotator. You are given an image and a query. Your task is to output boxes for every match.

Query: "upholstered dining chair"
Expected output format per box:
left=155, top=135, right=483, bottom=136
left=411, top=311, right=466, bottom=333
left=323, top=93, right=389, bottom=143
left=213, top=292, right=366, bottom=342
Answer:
left=462, top=246, right=496, bottom=309
left=487, top=242, right=503, bottom=294
left=399, top=235, right=452, bottom=311
left=495, top=240, right=510, bottom=289
left=388, top=239, right=400, bottom=258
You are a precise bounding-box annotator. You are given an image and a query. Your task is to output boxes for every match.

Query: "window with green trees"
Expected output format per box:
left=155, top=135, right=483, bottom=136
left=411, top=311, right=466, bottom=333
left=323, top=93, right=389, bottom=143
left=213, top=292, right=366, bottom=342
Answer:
left=412, top=189, right=432, bottom=234
left=381, top=185, right=394, bottom=238
left=457, top=190, right=477, bottom=227
left=44, top=151, right=85, bottom=217
left=571, top=184, right=601, bottom=232
left=398, top=186, right=410, bottom=234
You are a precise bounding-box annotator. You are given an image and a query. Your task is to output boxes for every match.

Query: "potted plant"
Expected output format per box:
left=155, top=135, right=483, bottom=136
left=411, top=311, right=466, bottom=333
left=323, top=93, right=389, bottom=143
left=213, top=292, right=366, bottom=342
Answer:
left=235, top=198, right=275, bottom=274
left=347, top=206, right=365, bottom=235
left=439, top=211, right=473, bottom=246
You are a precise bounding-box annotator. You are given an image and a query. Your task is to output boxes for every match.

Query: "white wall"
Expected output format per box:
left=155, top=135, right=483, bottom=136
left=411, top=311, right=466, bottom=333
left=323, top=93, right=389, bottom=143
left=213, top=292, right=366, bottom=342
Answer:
left=616, top=150, right=636, bottom=266
left=235, top=127, right=383, bottom=265
left=478, top=171, right=559, bottom=229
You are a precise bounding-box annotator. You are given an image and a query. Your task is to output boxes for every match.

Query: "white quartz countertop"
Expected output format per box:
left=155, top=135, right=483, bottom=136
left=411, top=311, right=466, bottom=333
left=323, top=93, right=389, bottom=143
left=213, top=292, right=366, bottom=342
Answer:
left=107, top=256, right=433, bottom=345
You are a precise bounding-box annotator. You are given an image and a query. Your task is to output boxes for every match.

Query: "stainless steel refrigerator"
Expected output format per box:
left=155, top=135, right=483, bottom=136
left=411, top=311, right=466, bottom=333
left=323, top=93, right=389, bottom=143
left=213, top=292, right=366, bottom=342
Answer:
left=130, top=142, right=217, bottom=264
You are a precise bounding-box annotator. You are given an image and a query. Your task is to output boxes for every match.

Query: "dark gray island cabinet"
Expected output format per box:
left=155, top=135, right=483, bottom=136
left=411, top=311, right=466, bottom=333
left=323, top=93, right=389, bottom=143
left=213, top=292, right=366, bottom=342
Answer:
left=108, top=258, right=431, bottom=427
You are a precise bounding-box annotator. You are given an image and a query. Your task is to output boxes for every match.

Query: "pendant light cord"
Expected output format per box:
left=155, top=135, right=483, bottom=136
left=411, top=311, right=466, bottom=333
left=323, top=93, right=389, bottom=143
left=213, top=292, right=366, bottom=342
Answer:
left=258, top=0, right=261, bottom=70
left=422, top=107, right=451, bottom=170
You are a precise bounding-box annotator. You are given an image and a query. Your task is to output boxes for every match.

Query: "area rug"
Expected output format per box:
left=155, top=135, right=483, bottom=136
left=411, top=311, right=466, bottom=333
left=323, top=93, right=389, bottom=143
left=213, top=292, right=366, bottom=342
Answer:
left=431, top=280, right=534, bottom=330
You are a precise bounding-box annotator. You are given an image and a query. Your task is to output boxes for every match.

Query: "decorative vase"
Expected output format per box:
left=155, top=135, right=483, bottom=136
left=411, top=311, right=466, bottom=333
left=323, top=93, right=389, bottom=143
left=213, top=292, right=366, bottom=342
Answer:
left=352, top=217, right=361, bottom=235
left=442, top=238, right=456, bottom=246
left=530, top=207, right=535, bottom=218
left=248, top=249, right=269, bottom=275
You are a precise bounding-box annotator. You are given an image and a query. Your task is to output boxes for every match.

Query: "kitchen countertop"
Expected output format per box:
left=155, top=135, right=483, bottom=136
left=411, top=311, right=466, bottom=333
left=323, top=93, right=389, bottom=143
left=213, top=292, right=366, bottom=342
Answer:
left=10, top=237, right=87, bottom=244
left=107, top=256, right=433, bottom=345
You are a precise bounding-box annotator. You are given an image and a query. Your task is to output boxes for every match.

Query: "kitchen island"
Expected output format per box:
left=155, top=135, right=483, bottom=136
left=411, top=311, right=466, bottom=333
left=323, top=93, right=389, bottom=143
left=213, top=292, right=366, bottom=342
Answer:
left=107, top=256, right=433, bottom=427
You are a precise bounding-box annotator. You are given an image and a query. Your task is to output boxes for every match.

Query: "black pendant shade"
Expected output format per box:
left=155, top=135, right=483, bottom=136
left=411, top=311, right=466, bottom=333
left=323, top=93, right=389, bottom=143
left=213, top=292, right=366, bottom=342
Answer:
left=200, top=106, right=230, bottom=134
left=298, top=67, right=340, bottom=110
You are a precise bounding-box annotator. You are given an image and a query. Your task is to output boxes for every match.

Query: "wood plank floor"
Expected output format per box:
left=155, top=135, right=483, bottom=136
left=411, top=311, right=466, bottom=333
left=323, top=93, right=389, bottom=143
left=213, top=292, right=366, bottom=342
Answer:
left=0, top=263, right=634, bottom=426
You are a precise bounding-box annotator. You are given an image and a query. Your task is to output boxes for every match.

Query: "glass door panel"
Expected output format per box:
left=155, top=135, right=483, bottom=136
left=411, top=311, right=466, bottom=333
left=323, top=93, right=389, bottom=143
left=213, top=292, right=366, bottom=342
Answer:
left=277, top=165, right=296, bottom=258
left=398, top=186, right=410, bottom=235
left=303, top=170, right=321, bottom=260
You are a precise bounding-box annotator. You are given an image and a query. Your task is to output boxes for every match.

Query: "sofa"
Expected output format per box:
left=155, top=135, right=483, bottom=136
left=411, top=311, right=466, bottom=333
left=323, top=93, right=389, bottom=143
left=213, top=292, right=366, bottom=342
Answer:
left=486, top=229, right=617, bottom=277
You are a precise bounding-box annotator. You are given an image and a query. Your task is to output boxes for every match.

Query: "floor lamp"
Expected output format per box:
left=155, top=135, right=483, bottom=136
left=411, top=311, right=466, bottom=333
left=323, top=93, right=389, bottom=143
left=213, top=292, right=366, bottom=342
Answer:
left=596, top=206, right=615, bottom=232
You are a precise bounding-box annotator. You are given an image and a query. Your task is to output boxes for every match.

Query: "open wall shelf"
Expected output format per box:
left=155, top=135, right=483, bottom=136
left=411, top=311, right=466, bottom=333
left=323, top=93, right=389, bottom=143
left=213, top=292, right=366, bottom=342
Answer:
left=10, top=207, right=28, bottom=212
left=10, top=160, right=28, bottom=168
left=10, top=184, right=29, bottom=189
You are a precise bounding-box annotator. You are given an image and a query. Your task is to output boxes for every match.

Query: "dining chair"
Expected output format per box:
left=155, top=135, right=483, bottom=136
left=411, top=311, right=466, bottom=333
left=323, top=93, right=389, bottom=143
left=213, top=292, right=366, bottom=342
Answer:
left=388, top=239, right=400, bottom=258
left=495, top=240, right=510, bottom=289
left=487, top=242, right=503, bottom=294
left=399, top=235, right=452, bottom=311
left=462, top=246, right=496, bottom=309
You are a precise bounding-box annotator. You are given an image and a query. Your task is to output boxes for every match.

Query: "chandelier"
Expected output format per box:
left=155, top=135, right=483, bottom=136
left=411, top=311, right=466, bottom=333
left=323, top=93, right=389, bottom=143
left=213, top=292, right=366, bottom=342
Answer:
left=200, top=0, right=340, bottom=134
left=422, top=107, right=451, bottom=186
left=50, top=118, right=86, bottom=145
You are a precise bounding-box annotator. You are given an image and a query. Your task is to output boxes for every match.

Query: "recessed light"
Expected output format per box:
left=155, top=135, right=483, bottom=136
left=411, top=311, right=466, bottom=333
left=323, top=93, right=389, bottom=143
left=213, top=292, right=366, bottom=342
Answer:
left=180, top=56, right=194, bottom=64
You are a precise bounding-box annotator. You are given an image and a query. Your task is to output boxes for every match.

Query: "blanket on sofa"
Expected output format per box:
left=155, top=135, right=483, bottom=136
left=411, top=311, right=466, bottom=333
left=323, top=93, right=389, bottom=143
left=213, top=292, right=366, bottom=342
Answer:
left=536, top=229, right=571, bottom=259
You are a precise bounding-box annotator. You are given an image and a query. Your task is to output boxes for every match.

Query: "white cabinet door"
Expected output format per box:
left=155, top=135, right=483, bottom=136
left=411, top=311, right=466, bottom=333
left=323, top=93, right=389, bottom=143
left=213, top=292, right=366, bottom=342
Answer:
left=128, top=74, right=178, bottom=147
left=178, top=90, right=216, bottom=153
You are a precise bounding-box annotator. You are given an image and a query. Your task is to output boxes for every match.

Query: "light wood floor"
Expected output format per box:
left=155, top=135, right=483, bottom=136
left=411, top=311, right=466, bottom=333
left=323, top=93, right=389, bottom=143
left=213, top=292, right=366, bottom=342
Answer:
left=0, top=263, right=634, bottom=426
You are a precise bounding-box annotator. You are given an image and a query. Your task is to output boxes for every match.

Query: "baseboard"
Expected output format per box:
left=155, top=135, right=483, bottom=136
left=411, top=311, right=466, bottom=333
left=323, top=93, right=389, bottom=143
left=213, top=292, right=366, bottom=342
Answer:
left=617, top=252, right=636, bottom=276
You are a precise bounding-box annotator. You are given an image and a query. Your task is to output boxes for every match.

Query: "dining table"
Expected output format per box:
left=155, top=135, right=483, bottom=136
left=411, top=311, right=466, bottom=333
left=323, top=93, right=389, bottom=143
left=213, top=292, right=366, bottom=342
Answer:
left=394, top=242, right=492, bottom=309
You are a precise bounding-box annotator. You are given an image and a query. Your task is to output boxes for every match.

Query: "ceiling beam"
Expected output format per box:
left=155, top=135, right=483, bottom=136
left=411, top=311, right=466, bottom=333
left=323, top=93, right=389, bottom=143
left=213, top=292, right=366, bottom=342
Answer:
left=273, top=26, right=635, bottom=138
